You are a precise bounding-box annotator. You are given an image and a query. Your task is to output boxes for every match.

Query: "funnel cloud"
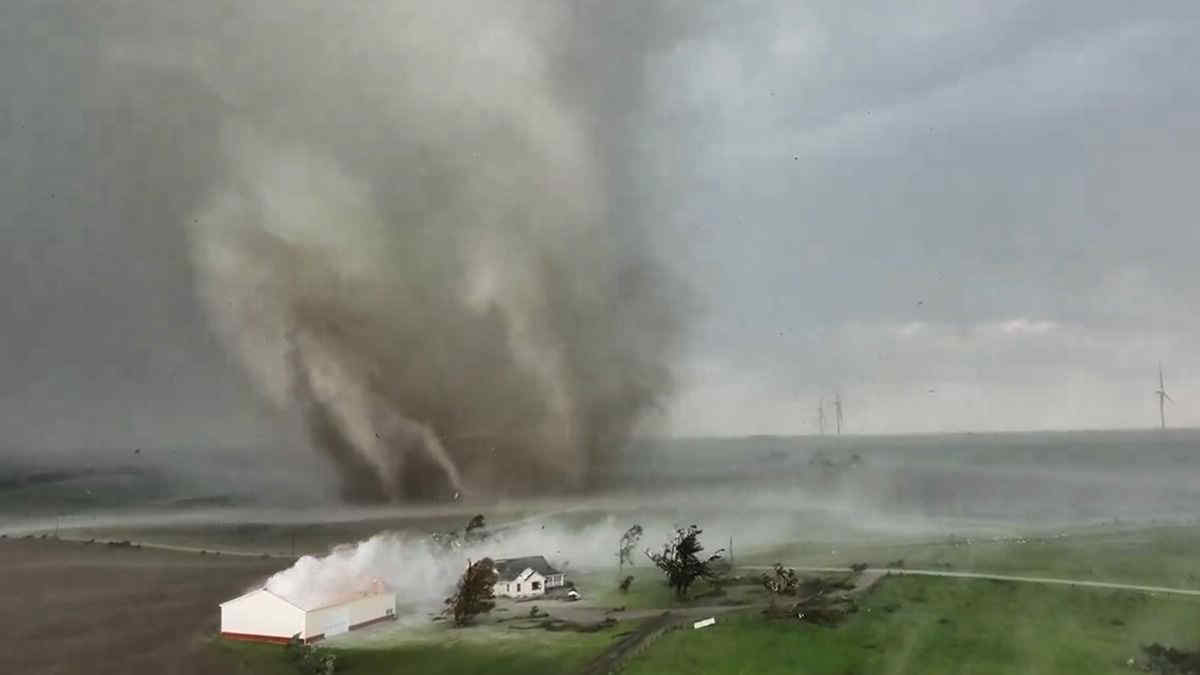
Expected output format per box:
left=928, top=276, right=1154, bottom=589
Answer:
left=156, top=4, right=691, bottom=500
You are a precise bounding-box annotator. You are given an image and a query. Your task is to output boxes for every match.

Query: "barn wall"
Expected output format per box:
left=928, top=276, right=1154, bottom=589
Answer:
left=220, top=591, right=305, bottom=641
left=304, top=593, right=396, bottom=639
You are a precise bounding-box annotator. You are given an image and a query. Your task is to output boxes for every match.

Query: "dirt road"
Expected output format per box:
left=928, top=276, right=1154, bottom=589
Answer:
left=743, top=565, right=1200, bottom=597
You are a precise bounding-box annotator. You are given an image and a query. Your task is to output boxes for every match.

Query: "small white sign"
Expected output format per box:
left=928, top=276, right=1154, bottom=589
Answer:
left=693, top=617, right=716, bottom=630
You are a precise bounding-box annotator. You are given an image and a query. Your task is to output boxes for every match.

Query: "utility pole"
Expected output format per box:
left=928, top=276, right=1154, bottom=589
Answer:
left=834, top=393, right=844, bottom=435
left=817, top=399, right=825, bottom=435
left=729, top=536, right=734, bottom=568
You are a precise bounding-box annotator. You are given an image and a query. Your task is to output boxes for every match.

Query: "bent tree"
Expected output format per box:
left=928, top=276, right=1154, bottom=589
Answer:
left=618, top=524, right=644, bottom=573
left=646, top=525, right=724, bottom=599
left=444, top=557, right=498, bottom=626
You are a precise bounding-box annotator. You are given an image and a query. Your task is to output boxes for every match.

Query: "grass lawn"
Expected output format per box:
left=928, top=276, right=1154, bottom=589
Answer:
left=207, top=618, right=633, bottom=675
left=570, top=569, right=763, bottom=610
left=623, top=575, right=1200, bottom=675
left=572, top=569, right=697, bottom=609
left=748, top=524, right=1200, bottom=590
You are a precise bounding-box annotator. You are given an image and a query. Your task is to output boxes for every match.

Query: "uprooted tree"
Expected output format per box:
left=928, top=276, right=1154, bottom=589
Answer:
left=646, top=525, right=725, bottom=599
left=761, top=566, right=859, bottom=625
left=617, top=524, right=644, bottom=573
left=761, top=563, right=801, bottom=610
left=444, top=557, right=498, bottom=626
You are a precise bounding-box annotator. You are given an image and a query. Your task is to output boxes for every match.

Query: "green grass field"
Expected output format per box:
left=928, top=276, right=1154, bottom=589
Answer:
left=567, top=567, right=769, bottom=612
left=623, top=574, right=1200, bottom=675
left=747, top=524, right=1200, bottom=590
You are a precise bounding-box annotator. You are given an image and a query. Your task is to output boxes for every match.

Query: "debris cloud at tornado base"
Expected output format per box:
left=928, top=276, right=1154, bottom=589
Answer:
left=84, top=3, right=698, bottom=502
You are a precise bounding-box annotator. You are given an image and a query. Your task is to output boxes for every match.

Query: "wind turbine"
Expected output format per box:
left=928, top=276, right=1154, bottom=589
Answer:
left=817, top=398, right=826, bottom=435
left=833, top=392, right=844, bottom=435
left=1155, top=364, right=1173, bottom=430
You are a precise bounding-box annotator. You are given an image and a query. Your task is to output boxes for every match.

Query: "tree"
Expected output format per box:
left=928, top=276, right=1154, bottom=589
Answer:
left=444, top=558, right=498, bottom=626
left=617, top=524, right=644, bottom=572
left=646, top=525, right=725, bottom=599
left=284, top=635, right=337, bottom=674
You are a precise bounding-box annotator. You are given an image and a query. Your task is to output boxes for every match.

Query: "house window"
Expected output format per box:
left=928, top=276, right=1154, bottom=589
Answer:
left=532, top=581, right=541, bottom=590
left=506, top=584, right=510, bottom=592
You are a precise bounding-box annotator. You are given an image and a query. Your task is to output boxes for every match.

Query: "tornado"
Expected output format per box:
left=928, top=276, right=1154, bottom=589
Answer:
left=149, top=3, right=695, bottom=500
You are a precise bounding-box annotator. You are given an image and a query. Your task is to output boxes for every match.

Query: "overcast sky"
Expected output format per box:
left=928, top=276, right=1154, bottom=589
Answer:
left=2, top=1, right=1198, bottom=459
left=649, top=1, right=1200, bottom=434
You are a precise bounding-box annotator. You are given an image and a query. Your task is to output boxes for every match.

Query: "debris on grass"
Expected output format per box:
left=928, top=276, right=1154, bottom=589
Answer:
left=510, top=617, right=618, bottom=633
left=1139, top=643, right=1200, bottom=674
left=796, top=602, right=856, bottom=627
left=762, top=573, right=860, bottom=627
left=692, top=586, right=727, bottom=600
left=722, top=575, right=767, bottom=587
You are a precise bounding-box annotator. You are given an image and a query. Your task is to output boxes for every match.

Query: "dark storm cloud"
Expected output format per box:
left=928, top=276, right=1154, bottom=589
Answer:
left=0, top=3, right=271, bottom=455
left=3, top=0, right=1198, bottom=468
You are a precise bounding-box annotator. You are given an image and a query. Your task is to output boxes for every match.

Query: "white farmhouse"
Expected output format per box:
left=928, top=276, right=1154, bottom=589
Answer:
left=220, top=581, right=396, bottom=644
left=491, top=556, right=565, bottom=599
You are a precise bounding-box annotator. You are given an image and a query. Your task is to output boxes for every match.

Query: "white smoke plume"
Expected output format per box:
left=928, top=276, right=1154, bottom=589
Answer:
left=263, top=518, right=673, bottom=612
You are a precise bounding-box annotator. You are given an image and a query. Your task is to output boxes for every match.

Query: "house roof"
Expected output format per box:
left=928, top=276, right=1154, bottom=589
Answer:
left=493, top=555, right=560, bottom=582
